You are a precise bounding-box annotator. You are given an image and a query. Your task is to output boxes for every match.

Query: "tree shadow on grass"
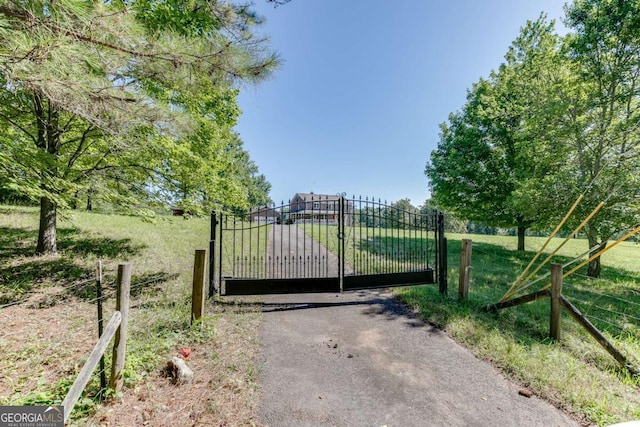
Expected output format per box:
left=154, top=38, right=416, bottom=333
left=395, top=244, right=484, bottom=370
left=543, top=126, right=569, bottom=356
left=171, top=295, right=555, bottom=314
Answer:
left=0, top=225, right=147, bottom=306
left=0, top=227, right=36, bottom=258
left=401, top=238, right=640, bottom=345
left=355, top=235, right=435, bottom=267
left=57, top=227, right=144, bottom=258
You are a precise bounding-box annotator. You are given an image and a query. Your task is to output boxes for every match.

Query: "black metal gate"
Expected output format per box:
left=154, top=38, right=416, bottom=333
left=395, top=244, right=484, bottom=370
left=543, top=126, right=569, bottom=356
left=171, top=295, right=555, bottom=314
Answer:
left=208, top=195, right=447, bottom=296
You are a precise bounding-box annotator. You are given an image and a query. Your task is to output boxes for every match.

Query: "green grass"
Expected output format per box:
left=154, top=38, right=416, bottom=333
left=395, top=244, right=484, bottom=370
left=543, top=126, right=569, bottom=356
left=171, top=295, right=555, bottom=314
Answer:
left=0, top=205, right=211, bottom=303
left=0, top=205, right=217, bottom=424
left=217, top=219, right=272, bottom=277
left=396, top=233, right=640, bottom=426
left=302, top=223, right=436, bottom=274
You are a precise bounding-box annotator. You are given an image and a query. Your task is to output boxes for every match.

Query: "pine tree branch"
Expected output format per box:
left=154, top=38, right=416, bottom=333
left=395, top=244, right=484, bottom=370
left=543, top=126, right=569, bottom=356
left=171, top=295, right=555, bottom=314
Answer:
left=65, top=125, right=98, bottom=173
left=0, top=111, right=37, bottom=144
left=0, top=4, right=176, bottom=63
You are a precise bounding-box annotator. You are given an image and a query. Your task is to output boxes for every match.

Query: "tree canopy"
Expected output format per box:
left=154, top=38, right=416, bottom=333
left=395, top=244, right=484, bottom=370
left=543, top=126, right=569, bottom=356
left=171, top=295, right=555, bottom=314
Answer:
left=427, top=16, right=562, bottom=250
left=0, top=0, right=279, bottom=254
left=426, top=0, right=640, bottom=276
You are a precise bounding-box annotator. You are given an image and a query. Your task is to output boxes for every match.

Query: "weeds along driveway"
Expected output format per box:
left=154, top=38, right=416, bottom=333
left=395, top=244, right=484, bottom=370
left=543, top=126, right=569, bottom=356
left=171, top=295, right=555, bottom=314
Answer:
left=257, top=290, right=579, bottom=427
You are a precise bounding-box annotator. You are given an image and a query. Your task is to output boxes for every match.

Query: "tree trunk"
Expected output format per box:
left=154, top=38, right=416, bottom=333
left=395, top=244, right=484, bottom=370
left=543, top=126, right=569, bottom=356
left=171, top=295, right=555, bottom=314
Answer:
left=70, top=191, right=79, bottom=209
left=584, top=225, right=606, bottom=278
left=517, top=225, right=526, bottom=251
left=36, top=196, right=57, bottom=255
left=587, top=236, right=606, bottom=278
left=33, top=93, right=61, bottom=255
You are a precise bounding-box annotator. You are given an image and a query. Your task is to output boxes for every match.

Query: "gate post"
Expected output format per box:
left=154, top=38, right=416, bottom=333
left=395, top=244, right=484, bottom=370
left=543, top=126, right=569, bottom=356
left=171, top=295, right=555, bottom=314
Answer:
left=458, top=239, right=472, bottom=300
left=338, top=196, right=345, bottom=292
left=550, top=263, right=563, bottom=341
left=438, top=212, right=448, bottom=295
left=209, top=211, right=217, bottom=298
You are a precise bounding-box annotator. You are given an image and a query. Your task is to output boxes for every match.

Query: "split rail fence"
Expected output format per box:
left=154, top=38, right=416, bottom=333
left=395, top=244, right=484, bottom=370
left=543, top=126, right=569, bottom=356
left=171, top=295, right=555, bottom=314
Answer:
left=483, top=262, right=639, bottom=375
left=452, top=239, right=638, bottom=374
left=61, top=262, right=132, bottom=423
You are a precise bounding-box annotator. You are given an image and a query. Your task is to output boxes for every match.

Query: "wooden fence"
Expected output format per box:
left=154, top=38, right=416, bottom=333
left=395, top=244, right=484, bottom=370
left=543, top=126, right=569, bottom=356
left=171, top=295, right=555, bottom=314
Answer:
left=453, top=240, right=637, bottom=374
left=63, top=249, right=208, bottom=422
left=61, top=263, right=131, bottom=423
left=483, top=262, right=638, bottom=375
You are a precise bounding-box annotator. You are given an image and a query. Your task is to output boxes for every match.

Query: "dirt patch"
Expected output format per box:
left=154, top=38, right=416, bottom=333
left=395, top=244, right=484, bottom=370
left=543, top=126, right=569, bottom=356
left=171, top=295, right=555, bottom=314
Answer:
left=1, top=286, right=266, bottom=427
left=87, top=299, right=265, bottom=427
left=0, top=300, right=96, bottom=405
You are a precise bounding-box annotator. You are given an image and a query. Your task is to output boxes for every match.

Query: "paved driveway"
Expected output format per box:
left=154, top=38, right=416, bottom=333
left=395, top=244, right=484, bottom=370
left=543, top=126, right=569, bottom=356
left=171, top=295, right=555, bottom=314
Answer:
left=266, top=224, right=353, bottom=278
left=257, top=289, right=579, bottom=427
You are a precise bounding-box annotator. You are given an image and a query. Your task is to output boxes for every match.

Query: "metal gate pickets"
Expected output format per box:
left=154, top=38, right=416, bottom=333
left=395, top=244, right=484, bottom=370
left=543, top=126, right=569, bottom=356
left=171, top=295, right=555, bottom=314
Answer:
left=208, top=195, right=446, bottom=296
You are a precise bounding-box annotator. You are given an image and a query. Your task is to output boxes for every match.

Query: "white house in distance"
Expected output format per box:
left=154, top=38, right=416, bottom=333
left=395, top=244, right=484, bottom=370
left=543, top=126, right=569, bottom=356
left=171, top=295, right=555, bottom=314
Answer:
left=249, top=206, right=280, bottom=223
left=288, top=193, right=352, bottom=225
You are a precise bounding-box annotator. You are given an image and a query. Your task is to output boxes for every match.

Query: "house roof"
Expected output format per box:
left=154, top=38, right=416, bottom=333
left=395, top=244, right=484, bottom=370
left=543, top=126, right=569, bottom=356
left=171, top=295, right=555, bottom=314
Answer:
left=292, top=192, right=343, bottom=201
left=290, top=209, right=339, bottom=215
left=250, top=205, right=279, bottom=214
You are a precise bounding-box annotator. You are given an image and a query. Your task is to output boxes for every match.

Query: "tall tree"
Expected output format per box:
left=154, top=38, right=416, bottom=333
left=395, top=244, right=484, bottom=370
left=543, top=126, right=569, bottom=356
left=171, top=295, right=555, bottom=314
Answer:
left=0, top=0, right=278, bottom=254
left=166, top=128, right=273, bottom=214
left=427, top=16, right=571, bottom=252
left=418, top=200, right=468, bottom=234
left=426, top=73, right=533, bottom=249
left=556, top=0, right=640, bottom=277
left=427, top=3, right=640, bottom=277
left=384, top=198, right=418, bottom=229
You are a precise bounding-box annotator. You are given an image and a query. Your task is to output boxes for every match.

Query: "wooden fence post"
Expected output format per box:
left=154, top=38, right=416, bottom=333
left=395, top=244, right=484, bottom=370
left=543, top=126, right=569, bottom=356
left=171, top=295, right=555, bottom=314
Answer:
left=95, top=260, right=106, bottom=400
left=62, top=311, right=122, bottom=423
left=550, top=263, right=563, bottom=341
left=192, top=249, right=206, bottom=324
left=458, top=239, right=472, bottom=300
left=209, top=211, right=217, bottom=298
left=110, top=263, right=131, bottom=392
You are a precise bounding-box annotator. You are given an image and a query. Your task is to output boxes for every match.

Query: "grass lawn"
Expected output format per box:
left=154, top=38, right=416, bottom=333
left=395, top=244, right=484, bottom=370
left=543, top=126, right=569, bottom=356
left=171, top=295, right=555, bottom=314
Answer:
left=216, top=216, right=273, bottom=278
left=302, top=224, right=436, bottom=274
left=396, top=233, right=640, bottom=426
left=3, top=204, right=639, bottom=426
left=0, top=205, right=263, bottom=426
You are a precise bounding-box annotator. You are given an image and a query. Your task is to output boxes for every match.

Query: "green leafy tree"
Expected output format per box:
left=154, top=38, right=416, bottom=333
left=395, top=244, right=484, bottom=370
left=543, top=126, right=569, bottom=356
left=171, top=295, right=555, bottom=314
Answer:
left=554, top=0, right=640, bottom=277
left=0, top=0, right=278, bottom=254
left=247, top=173, right=273, bottom=208
left=427, top=16, right=570, bottom=252
left=427, top=2, right=640, bottom=277
left=426, top=74, right=533, bottom=249
left=382, top=198, right=418, bottom=230
left=159, top=90, right=273, bottom=215
left=217, top=133, right=273, bottom=213
left=515, top=1, right=640, bottom=277
left=419, top=200, right=467, bottom=234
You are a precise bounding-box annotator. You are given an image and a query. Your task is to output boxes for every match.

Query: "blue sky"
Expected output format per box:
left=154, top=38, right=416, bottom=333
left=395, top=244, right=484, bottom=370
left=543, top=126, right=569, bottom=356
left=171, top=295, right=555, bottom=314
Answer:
left=235, top=1, right=568, bottom=206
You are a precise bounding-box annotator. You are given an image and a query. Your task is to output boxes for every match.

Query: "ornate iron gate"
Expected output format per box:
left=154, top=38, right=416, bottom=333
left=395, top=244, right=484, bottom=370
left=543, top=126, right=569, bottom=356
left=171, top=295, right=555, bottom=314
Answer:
left=208, top=195, right=446, bottom=296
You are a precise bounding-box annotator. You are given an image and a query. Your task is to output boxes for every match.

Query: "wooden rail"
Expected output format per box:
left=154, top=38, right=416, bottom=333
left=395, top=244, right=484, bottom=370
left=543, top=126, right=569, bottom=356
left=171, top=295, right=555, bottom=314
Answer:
left=483, top=263, right=637, bottom=374
left=61, top=311, right=121, bottom=423
left=483, top=289, right=550, bottom=312
left=62, top=262, right=132, bottom=423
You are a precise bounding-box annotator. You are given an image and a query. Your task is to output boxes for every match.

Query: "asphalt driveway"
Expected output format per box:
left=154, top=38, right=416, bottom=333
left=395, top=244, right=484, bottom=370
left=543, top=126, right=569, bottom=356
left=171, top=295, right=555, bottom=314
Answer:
left=257, top=289, right=579, bottom=427
left=266, top=224, right=354, bottom=279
